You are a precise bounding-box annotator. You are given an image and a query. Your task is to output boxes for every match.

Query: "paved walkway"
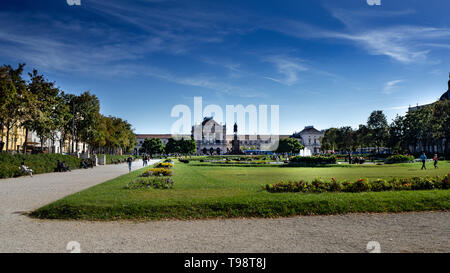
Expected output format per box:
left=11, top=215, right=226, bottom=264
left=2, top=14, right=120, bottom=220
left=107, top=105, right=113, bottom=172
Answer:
left=0, top=161, right=449, bottom=253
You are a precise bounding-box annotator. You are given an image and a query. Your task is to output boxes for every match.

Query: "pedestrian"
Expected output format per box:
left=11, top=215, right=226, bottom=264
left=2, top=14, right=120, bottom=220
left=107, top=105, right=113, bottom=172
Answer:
left=433, top=154, right=438, bottom=169
left=127, top=156, right=133, bottom=172
left=420, top=152, right=427, bottom=170
left=142, top=155, right=147, bottom=166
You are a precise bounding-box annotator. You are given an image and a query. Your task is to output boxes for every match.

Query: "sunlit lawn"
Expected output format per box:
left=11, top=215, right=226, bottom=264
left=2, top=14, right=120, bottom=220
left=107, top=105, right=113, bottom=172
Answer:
left=31, top=160, right=450, bottom=220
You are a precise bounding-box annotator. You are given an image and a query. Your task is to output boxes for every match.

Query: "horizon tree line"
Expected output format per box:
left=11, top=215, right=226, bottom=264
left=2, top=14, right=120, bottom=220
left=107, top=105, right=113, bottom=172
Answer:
left=0, top=63, right=137, bottom=155
left=320, top=102, right=450, bottom=157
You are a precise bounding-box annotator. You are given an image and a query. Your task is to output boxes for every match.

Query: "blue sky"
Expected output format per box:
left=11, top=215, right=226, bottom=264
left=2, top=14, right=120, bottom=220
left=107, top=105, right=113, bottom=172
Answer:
left=1, top=0, right=449, bottom=134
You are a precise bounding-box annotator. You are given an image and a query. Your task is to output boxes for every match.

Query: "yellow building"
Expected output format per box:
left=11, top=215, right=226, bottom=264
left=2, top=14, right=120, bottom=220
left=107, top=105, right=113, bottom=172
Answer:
left=1, top=125, right=28, bottom=152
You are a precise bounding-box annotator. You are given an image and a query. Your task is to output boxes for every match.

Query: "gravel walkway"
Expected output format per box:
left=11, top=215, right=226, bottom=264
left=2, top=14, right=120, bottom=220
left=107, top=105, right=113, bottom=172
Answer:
left=0, top=162, right=449, bottom=253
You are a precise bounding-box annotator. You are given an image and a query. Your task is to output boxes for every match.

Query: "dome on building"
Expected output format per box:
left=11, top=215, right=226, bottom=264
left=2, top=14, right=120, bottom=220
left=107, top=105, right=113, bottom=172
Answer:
left=440, top=74, right=450, bottom=101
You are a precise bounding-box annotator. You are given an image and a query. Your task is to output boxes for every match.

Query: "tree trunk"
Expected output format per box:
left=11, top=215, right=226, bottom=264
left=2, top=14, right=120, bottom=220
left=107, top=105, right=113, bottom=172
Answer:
left=5, top=126, right=10, bottom=152
left=23, top=128, right=28, bottom=154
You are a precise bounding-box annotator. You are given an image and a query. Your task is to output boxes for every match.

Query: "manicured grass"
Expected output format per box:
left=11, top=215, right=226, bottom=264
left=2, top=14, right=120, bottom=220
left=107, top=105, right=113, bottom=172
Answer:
left=30, top=161, right=450, bottom=220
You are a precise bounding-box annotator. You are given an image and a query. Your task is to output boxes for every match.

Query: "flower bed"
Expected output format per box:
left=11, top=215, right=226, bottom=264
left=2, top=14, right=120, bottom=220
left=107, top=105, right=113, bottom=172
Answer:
left=289, top=155, right=337, bottom=165
left=142, top=168, right=173, bottom=177
left=385, top=155, right=415, bottom=164
left=265, top=174, right=450, bottom=193
left=125, top=177, right=174, bottom=189
left=156, top=162, right=174, bottom=168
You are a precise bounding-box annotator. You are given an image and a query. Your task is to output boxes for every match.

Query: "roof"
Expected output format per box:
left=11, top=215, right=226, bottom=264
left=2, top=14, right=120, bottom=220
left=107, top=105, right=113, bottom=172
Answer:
left=296, top=126, right=323, bottom=136
left=135, top=134, right=174, bottom=139
left=201, top=117, right=221, bottom=127
left=225, top=135, right=290, bottom=140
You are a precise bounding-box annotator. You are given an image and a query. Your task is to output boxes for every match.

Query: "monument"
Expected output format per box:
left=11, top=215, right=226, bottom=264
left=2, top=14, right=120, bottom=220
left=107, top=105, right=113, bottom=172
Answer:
left=230, top=123, right=244, bottom=155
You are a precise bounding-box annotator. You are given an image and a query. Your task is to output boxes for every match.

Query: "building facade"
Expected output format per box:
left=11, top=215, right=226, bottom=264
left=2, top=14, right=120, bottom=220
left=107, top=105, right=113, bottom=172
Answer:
left=192, top=117, right=228, bottom=155
left=292, top=126, right=324, bottom=155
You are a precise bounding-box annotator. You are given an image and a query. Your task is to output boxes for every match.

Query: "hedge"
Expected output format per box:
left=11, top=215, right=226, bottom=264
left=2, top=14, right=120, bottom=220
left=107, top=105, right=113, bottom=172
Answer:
left=265, top=174, right=450, bottom=193
left=0, top=153, right=82, bottom=179
left=385, top=154, right=415, bottom=164
left=289, top=155, right=337, bottom=165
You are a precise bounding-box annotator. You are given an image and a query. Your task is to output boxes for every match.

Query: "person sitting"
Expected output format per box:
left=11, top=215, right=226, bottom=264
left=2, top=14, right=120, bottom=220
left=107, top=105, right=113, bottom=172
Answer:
left=61, top=161, right=70, bottom=172
left=20, top=162, right=33, bottom=177
left=56, top=160, right=63, bottom=172
left=80, top=160, right=88, bottom=169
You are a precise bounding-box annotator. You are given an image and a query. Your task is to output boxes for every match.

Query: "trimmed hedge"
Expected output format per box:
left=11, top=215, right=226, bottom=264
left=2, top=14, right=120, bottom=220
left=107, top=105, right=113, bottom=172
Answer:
left=289, top=155, right=337, bottom=165
left=265, top=174, right=450, bottom=193
left=0, top=153, right=82, bottom=179
left=385, top=154, right=415, bottom=164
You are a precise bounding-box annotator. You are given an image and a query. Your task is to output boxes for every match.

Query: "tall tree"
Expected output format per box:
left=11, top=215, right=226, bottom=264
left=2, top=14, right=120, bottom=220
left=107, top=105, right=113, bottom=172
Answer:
left=142, top=138, right=164, bottom=157
left=28, top=69, right=60, bottom=150
left=430, top=100, right=450, bottom=158
left=0, top=64, right=28, bottom=152
left=276, top=138, right=304, bottom=154
left=367, top=110, right=389, bottom=153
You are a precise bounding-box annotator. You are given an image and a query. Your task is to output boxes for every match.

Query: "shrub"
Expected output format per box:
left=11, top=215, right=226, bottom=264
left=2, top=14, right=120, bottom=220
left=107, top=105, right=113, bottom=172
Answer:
left=385, top=155, right=415, bottom=164
left=265, top=175, right=450, bottom=194
left=178, top=158, right=190, bottom=164
left=0, top=153, right=82, bottom=178
left=289, top=155, right=337, bottom=165
left=125, top=177, right=174, bottom=189
left=142, top=168, right=173, bottom=177
left=343, top=178, right=370, bottom=192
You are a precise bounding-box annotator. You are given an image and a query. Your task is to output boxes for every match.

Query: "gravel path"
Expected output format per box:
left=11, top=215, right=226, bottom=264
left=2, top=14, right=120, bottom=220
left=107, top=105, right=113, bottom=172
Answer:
left=0, top=162, right=449, bottom=253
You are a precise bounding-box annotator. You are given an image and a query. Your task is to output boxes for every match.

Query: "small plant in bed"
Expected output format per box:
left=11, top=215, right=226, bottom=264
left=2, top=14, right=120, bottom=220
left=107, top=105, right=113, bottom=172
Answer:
left=155, top=162, right=174, bottom=168
left=265, top=174, right=450, bottom=193
left=125, top=177, right=174, bottom=190
left=142, top=168, right=173, bottom=177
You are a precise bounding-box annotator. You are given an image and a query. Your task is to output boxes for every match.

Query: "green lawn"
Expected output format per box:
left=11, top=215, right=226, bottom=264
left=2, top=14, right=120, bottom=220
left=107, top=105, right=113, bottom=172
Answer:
left=30, top=161, right=450, bottom=220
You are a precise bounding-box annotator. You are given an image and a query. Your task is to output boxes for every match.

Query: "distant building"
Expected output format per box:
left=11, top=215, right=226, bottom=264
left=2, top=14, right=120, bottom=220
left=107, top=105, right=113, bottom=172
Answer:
left=134, top=134, right=173, bottom=154
left=192, top=117, right=228, bottom=155
left=292, top=126, right=324, bottom=155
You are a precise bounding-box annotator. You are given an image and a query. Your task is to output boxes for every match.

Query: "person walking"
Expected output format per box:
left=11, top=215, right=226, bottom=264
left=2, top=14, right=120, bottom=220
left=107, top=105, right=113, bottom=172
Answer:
left=127, top=156, right=133, bottom=172
left=420, top=152, right=427, bottom=170
left=433, top=154, right=439, bottom=169
left=142, top=155, right=147, bottom=166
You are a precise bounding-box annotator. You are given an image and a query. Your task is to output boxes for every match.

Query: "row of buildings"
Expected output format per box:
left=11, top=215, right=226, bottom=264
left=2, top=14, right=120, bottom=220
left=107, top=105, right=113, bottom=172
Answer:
left=1, top=126, right=87, bottom=154
left=135, top=117, right=325, bottom=155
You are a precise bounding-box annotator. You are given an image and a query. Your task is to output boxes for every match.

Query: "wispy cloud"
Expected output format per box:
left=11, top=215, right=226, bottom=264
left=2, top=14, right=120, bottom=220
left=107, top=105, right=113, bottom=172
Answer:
left=383, top=80, right=404, bottom=94
left=263, top=55, right=308, bottom=86
left=267, top=8, right=450, bottom=64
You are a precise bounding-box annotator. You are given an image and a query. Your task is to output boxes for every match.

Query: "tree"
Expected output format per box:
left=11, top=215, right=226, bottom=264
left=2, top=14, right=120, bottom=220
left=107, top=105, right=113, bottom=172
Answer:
left=320, top=128, right=339, bottom=152
left=403, top=106, right=432, bottom=154
left=142, top=138, right=164, bottom=157
left=276, top=138, right=304, bottom=154
left=73, top=91, right=101, bottom=153
left=355, top=124, right=371, bottom=151
left=180, top=138, right=196, bottom=155
left=336, top=126, right=354, bottom=152
left=0, top=64, right=28, bottom=152
left=430, top=100, right=450, bottom=158
left=388, top=115, right=405, bottom=153
left=367, top=110, right=389, bottom=153
left=28, top=69, right=60, bottom=150
left=165, top=138, right=180, bottom=155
